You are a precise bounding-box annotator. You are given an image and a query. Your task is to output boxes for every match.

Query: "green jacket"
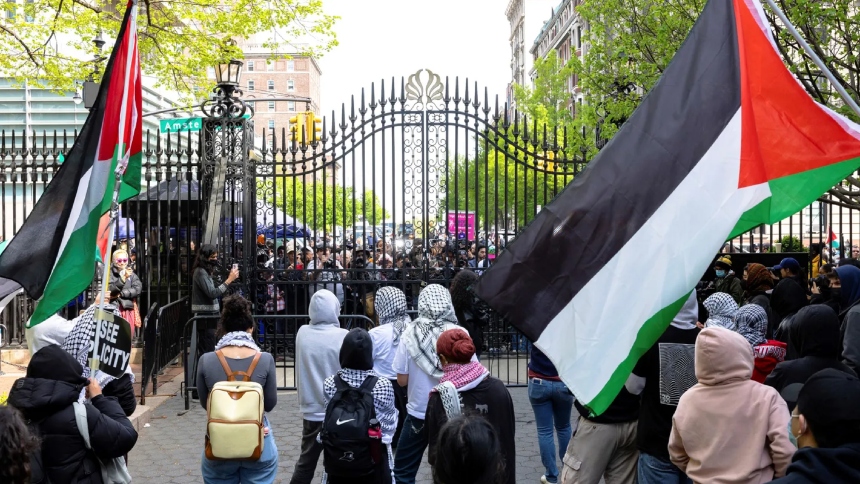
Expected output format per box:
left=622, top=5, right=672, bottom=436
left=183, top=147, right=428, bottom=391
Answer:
left=714, top=272, right=744, bottom=305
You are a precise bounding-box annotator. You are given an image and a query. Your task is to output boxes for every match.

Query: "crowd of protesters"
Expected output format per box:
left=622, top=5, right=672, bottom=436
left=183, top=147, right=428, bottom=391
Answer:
left=4, top=245, right=860, bottom=484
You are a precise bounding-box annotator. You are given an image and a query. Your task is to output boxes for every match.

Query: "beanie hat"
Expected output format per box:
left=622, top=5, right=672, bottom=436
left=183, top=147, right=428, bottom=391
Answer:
left=714, top=255, right=733, bottom=270
left=436, top=329, right=476, bottom=364
left=339, top=328, right=374, bottom=371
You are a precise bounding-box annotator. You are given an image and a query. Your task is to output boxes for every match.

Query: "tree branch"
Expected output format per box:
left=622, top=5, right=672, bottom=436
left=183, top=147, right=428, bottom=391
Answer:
left=0, top=24, right=41, bottom=68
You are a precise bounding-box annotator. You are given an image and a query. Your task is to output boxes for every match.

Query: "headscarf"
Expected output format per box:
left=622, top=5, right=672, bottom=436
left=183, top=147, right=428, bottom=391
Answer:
left=745, top=263, right=774, bottom=294
left=735, top=304, right=768, bottom=347
left=374, top=286, right=411, bottom=346
left=835, top=265, right=860, bottom=310
left=340, top=328, right=374, bottom=371
left=703, top=292, right=738, bottom=330
left=401, top=284, right=459, bottom=378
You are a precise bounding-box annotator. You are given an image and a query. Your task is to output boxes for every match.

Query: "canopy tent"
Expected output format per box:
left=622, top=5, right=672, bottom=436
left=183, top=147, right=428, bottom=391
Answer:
left=233, top=206, right=314, bottom=239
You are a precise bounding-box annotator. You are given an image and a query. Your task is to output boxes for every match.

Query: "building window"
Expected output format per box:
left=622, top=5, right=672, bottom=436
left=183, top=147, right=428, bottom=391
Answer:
left=288, top=101, right=295, bottom=112
left=267, top=61, right=274, bottom=71
left=287, top=80, right=295, bottom=91
left=268, top=101, right=276, bottom=111
left=268, top=120, right=275, bottom=129
left=247, top=80, right=255, bottom=91
left=287, top=60, right=295, bottom=72
left=267, top=80, right=275, bottom=91
left=6, top=0, right=15, bottom=19
left=577, top=27, right=582, bottom=49
left=247, top=61, right=254, bottom=72
left=247, top=100, right=255, bottom=108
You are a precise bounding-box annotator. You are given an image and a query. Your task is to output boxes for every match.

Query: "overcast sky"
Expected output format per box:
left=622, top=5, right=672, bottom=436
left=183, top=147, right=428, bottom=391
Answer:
left=318, top=0, right=513, bottom=117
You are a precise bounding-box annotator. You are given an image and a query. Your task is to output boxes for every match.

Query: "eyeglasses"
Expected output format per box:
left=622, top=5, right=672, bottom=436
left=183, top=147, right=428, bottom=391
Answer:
left=115, top=259, right=128, bottom=263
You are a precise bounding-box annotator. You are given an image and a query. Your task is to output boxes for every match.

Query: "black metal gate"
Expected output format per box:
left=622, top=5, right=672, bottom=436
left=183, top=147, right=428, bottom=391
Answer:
left=240, top=69, right=582, bottom=388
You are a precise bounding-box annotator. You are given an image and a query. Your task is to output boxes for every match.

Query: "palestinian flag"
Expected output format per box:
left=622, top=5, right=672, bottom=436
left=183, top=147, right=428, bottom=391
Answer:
left=0, top=0, right=142, bottom=327
left=475, top=0, right=860, bottom=415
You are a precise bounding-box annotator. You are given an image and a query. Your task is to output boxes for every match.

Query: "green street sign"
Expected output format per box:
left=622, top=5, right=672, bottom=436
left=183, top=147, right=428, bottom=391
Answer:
left=159, top=114, right=251, bottom=133
left=160, top=117, right=203, bottom=133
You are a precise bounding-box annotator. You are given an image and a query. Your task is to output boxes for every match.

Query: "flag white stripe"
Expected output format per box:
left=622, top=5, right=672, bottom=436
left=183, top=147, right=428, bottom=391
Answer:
left=535, top=110, right=772, bottom=405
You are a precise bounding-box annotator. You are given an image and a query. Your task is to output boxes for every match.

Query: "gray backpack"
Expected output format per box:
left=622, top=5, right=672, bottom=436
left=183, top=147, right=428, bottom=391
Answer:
left=72, top=402, right=133, bottom=483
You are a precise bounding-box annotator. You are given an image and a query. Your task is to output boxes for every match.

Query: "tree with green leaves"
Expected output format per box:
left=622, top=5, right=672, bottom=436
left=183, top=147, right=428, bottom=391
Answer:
left=261, top=179, right=388, bottom=234
left=0, top=0, right=337, bottom=100
left=439, top=50, right=585, bottom=232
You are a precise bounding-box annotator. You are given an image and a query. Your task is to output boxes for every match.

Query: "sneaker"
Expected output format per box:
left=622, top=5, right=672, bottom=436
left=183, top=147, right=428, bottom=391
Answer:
left=540, top=477, right=550, bottom=484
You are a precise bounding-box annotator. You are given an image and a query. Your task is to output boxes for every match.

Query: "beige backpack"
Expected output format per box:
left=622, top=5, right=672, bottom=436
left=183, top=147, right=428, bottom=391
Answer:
left=205, top=350, right=265, bottom=461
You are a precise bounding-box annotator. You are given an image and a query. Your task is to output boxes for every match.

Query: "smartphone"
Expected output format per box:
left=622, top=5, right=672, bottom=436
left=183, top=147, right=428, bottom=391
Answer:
left=232, top=263, right=238, bottom=271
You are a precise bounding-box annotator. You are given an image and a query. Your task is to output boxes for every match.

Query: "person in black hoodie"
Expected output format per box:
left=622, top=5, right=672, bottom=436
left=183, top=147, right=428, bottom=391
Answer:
left=772, top=276, right=809, bottom=352
left=449, top=270, right=489, bottom=360
left=764, top=305, right=856, bottom=411
left=7, top=344, right=138, bottom=483
left=771, top=369, right=860, bottom=483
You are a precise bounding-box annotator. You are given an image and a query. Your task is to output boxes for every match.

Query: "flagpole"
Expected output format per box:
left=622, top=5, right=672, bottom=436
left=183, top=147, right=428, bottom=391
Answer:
left=91, top=165, right=126, bottom=373
left=763, top=0, right=860, bottom=120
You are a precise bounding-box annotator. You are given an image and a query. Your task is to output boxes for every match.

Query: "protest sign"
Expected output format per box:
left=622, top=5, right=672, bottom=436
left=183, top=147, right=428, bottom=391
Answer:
left=88, top=309, right=132, bottom=377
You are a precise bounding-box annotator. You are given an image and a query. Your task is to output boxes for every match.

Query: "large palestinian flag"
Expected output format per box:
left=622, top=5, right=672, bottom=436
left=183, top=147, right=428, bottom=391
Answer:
left=0, top=0, right=142, bottom=327
left=475, top=0, right=860, bottom=415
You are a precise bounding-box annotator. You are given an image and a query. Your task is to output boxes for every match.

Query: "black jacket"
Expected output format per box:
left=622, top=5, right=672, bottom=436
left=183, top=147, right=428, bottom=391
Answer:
left=765, top=306, right=857, bottom=410
left=426, top=376, right=516, bottom=484
left=8, top=345, right=138, bottom=484
left=747, top=292, right=777, bottom=339
left=109, top=266, right=142, bottom=310
left=770, top=443, right=860, bottom=483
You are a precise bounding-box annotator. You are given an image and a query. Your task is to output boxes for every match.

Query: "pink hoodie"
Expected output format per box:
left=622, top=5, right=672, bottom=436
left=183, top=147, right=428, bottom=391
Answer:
left=669, top=327, right=794, bottom=483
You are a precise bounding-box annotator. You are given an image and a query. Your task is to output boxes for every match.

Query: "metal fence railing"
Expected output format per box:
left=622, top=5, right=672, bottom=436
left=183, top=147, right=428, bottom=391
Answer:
left=140, top=297, right=188, bottom=404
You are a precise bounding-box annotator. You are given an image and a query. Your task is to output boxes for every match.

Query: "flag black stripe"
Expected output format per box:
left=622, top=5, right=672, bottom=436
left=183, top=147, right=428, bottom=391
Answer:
left=475, top=0, right=741, bottom=341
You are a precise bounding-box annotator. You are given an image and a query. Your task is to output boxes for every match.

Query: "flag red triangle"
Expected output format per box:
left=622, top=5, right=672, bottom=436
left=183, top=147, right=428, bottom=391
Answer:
left=735, top=0, right=860, bottom=189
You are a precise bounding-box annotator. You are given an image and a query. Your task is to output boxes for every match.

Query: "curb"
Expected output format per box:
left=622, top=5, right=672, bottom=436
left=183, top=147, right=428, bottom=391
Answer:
left=130, top=372, right=184, bottom=432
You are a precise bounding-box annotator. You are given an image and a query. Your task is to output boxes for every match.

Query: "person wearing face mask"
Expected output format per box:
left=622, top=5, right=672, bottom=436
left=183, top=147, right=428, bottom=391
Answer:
left=836, top=265, right=860, bottom=374
left=772, top=369, right=860, bottom=483
left=764, top=305, right=856, bottom=410
left=108, top=249, right=142, bottom=340
left=712, top=255, right=744, bottom=305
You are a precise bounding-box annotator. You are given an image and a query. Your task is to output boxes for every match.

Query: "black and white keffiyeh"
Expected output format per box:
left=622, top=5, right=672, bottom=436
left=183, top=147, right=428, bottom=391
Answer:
left=402, top=284, right=459, bottom=378
left=215, top=331, right=260, bottom=351
left=61, top=303, right=133, bottom=402
left=374, top=287, right=411, bottom=346
left=735, top=304, right=768, bottom=347
left=704, top=292, right=739, bottom=330
left=319, top=368, right=397, bottom=484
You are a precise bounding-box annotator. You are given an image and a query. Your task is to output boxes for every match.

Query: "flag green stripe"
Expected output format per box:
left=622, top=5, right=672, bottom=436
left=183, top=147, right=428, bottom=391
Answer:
left=730, top=157, right=860, bottom=238
left=580, top=292, right=692, bottom=416
left=28, top=202, right=107, bottom=326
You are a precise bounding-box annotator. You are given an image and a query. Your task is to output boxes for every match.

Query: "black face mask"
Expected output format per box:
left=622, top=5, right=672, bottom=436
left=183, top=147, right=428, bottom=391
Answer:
left=740, top=280, right=748, bottom=291
left=831, top=288, right=842, bottom=301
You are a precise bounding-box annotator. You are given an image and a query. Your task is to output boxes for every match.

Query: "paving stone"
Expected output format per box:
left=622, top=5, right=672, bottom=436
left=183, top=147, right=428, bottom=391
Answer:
left=128, top=387, right=579, bottom=483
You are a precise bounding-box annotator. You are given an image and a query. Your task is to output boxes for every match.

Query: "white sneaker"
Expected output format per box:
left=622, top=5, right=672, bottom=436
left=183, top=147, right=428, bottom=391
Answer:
left=540, top=477, right=550, bottom=484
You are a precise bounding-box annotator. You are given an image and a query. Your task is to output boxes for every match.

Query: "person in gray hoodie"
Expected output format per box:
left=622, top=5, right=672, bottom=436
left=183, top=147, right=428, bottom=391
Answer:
left=291, top=289, right=348, bottom=484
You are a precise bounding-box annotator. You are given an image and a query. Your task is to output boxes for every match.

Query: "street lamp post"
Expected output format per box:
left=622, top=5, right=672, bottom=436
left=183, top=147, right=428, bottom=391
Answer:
left=73, top=32, right=108, bottom=110
left=201, top=59, right=254, bottom=119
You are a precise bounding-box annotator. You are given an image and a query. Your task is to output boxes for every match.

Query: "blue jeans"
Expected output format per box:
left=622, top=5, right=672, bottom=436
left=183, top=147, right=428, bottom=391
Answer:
left=393, top=414, right=427, bottom=484
left=637, top=452, right=692, bottom=484
left=528, top=378, right=574, bottom=483
left=201, top=431, right=279, bottom=484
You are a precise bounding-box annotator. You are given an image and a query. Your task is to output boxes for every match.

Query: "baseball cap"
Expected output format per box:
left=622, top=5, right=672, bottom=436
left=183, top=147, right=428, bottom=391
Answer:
left=796, top=368, right=860, bottom=425
left=773, top=257, right=801, bottom=272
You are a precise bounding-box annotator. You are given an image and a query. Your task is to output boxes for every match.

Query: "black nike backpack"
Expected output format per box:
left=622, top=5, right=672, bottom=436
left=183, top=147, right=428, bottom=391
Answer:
left=320, top=375, right=380, bottom=477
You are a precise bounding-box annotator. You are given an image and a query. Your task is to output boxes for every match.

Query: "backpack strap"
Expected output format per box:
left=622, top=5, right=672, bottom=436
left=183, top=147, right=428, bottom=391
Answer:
left=334, top=374, right=351, bottom=392
left=358, top=375, right=378, bottom=393
left=72, top=402, right=92, bottom=450
left=215, top=350, right=262, bottom=382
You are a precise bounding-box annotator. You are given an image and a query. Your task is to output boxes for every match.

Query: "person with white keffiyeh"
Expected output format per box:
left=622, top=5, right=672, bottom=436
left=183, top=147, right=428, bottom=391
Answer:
left=392, top=284, right=472, bottom=484
left=369, top=286, right=412, bottom=450
left=60, top=296, right=137, bottom=416
left=703, top=292, right=739, bottom=330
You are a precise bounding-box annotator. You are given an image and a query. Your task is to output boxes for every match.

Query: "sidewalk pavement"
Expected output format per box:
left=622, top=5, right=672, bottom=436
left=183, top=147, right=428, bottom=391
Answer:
left=128, top=384, right=567, bottom=483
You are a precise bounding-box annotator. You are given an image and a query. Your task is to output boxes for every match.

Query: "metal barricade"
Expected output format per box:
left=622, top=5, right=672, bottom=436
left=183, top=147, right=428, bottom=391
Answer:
left=139, top=297, right=188, bottom=404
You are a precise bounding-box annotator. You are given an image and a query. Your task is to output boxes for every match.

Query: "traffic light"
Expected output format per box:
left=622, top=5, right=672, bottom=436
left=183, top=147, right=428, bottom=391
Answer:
left=289, top=113, right=305, bottom=143
left=538, top=151, right=555, bottom=172
left=305, top=112, right=323, bottom=143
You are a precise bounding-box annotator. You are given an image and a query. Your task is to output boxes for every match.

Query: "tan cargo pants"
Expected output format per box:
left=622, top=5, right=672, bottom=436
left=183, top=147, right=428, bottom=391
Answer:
left=561, top=417, right=638, bottom=484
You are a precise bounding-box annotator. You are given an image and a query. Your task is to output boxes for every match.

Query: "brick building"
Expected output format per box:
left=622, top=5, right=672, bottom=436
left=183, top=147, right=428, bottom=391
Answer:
left=530, top=0, right=586, bottom=113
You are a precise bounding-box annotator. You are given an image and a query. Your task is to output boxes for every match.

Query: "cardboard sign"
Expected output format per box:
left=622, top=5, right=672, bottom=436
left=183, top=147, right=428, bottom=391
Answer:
left=88, top=310, right=132, bottom=378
